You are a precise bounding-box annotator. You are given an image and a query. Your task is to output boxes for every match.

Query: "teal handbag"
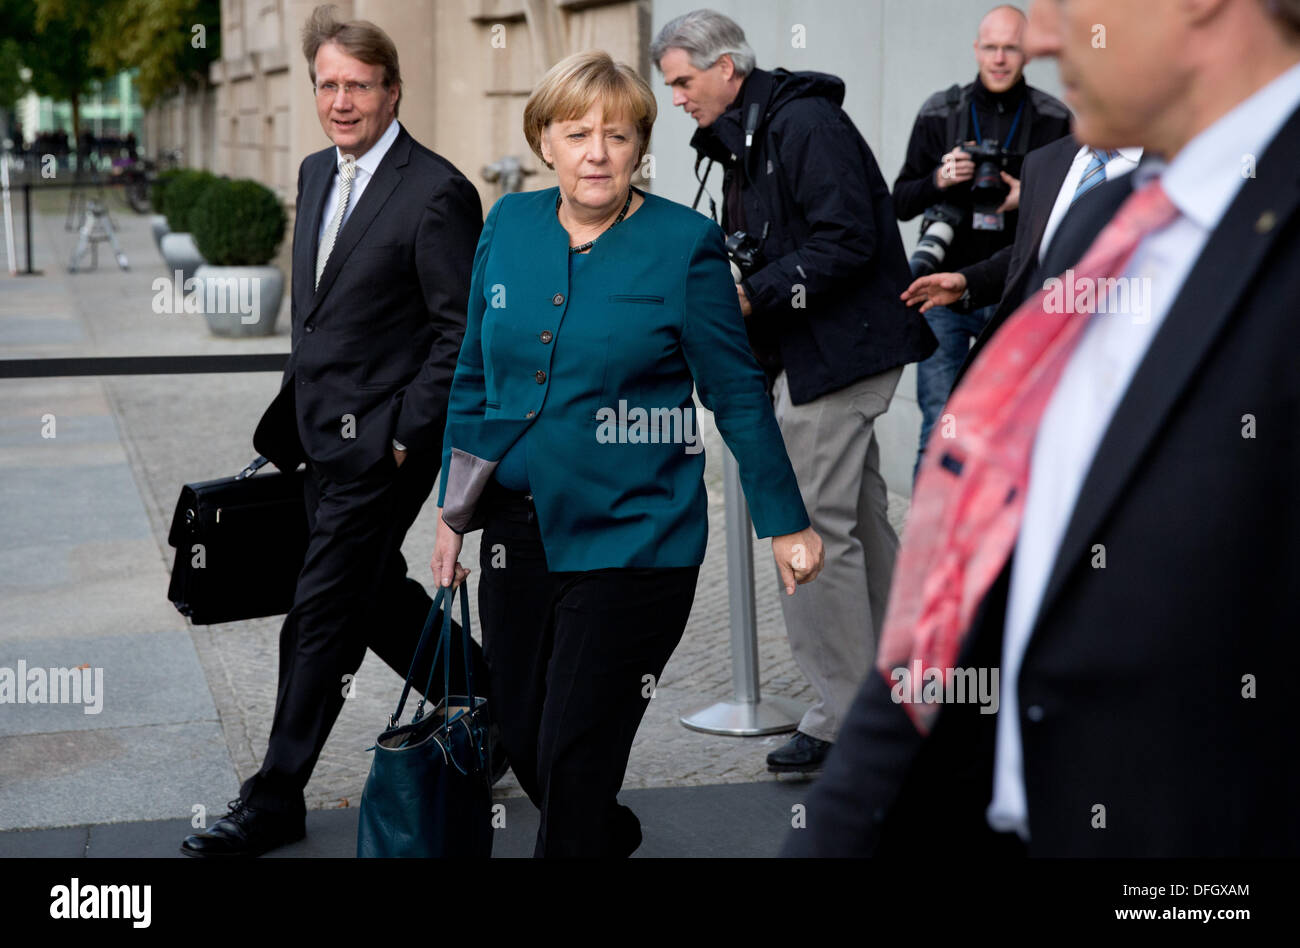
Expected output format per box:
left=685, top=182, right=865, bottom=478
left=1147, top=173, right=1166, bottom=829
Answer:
left=357, top=582, right=494, bottom=858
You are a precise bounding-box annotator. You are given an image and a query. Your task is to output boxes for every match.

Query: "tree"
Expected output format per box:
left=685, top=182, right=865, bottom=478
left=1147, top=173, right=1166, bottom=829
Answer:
left=25, top=0, right=117, bottom=155
left=92, top=0, right=221, bottom=108
left=0, top=0, right=221, bottom=149
left=0, top=0, right=36, bottom=121
left=0, top=37, right=27, bottom=115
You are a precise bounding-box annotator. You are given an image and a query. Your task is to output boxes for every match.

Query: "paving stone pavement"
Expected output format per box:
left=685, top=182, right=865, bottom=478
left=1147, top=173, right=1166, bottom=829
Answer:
left=1, top=198, right=911, bottom=828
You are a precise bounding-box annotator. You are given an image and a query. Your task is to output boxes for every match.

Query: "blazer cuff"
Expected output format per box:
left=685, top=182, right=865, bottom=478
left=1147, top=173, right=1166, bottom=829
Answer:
left=440, top=447, right=498, bottom=533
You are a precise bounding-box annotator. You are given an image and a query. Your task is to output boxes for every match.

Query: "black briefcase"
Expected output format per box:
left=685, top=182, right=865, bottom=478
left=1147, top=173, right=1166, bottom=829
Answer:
left=166, top=456, right=308, bottom=625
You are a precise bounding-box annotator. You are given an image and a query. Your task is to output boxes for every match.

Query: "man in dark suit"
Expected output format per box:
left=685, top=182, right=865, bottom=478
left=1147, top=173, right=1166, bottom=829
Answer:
left=902, top=136, right=1141, bottom=373
left=784, top=0, right=1300, bottom=857
left=182, top=6, right=483, bottom=857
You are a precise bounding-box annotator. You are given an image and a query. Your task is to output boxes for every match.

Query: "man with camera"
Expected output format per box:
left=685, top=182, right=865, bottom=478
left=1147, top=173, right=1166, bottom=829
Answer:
left=894, top=4, right=1071, bottom=476
left=653, top=10, right=936, bottom=774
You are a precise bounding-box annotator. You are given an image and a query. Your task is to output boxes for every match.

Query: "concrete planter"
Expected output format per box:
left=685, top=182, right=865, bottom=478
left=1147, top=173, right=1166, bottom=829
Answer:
left=194, top=264, right=284, bottom=337
left=159, top=232, right=205, bottom=284
left=150, top=215, right=170, bottom=252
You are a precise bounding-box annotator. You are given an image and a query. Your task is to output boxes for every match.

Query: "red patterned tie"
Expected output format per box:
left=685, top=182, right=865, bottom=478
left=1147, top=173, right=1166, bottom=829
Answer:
left=877, top=177, right=1179, bottom=734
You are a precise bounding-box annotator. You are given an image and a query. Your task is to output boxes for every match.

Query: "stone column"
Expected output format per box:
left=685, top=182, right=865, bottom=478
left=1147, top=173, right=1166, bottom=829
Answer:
left=354, top=0, right=438, bottom=151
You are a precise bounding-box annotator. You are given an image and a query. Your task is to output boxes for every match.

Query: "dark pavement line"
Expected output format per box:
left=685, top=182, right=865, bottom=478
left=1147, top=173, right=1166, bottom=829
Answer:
left=0, top=354, right=289, bottom=379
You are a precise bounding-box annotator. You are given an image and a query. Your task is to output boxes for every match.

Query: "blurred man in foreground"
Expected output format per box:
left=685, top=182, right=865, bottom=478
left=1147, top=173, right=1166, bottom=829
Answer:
left=785, top=0, right=1300, bottom=857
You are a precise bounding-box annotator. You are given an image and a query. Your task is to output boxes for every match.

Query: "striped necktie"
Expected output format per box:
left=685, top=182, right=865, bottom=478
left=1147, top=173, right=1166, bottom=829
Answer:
left=874, top=177, right=1179, bottom=735
left=1071, top=149, right=1120, bottom=206
left=315, top=155, right=356, bottom=290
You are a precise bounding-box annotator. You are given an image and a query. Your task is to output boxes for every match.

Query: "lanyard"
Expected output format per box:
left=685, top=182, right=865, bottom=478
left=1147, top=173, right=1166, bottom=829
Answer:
left=970, top=97, right=1025, bottom=148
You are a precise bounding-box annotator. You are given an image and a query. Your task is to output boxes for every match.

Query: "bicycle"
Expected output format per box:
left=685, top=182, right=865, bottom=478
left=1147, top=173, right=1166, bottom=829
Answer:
left=118, top=147, right=184, bottom=213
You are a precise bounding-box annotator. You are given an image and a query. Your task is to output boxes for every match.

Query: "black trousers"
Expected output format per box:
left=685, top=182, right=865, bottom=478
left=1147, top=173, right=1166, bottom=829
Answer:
left=477, top=480, right=700, bottom=858
left=241, top=451, right=483, bottom=813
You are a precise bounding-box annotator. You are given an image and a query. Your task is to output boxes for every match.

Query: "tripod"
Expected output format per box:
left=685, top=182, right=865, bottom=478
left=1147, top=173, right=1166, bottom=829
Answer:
left=68, top=198, right=129, bottom=272
left=65, top=171, right=108, bottom=232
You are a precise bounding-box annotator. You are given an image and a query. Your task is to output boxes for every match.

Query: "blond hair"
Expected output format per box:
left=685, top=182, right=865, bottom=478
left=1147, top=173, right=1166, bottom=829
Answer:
left=523, top=51, right=657, bottom=168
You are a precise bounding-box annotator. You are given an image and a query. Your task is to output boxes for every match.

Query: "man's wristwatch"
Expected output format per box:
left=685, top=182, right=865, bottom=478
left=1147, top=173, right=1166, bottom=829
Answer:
left=392, top=438, right=407, bottom=452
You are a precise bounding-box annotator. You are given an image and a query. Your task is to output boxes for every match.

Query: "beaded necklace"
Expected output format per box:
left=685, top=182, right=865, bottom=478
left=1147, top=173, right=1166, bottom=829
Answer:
left=557, top=190, right=633, bottom=254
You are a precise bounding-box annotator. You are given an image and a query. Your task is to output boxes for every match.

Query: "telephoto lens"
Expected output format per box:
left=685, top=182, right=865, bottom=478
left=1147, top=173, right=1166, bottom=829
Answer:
left=908, top=203, right=964, bottom=277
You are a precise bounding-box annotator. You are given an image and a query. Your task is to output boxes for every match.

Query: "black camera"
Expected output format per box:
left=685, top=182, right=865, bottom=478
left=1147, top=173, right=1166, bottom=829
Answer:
left=725, top=230, right=764, bottom=279
left=908, top=203, right=965, bottom=277
left=966, top=139, right=1011, bottom=232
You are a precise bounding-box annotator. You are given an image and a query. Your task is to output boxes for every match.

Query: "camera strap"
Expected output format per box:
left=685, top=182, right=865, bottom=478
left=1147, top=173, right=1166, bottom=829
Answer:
left=691, top=154, right=719, bottom=222
left=944, top=84, right=967, bottom=148
left=744, top=103, right=762, bottom=153
left=1013, top=97, right=1034, bottom=155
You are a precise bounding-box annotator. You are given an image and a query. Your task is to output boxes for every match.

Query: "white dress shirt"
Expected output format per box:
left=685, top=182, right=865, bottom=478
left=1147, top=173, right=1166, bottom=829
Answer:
left=1038, top=146, right=1143, bottom=263
left=987, top=61, right=1300, bottom=841
left=317, top=117, right=401, bottom=248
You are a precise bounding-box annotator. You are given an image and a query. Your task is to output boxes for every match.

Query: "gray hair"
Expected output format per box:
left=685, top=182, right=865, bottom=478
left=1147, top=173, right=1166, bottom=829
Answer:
left=650, top=9, right=756, bottom=77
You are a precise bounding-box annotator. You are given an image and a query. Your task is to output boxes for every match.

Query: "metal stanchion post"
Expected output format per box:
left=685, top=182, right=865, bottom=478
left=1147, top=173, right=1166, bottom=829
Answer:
left=680, top=447, right=807, bottom=735
left=1, top=154, right=15, bottom=276
left=22, top=182, right=40, bottom=275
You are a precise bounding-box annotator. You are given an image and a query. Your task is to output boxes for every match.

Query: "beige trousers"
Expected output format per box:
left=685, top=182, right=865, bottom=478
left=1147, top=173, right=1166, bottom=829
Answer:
left=772, top=366, right=903, bottom=742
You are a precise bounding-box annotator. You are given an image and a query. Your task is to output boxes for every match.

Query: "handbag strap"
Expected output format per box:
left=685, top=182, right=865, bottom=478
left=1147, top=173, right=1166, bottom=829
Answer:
left=388, top=581, right=478, bottom=729
left=389, top=584, right=447, bottom=727
left=424, top=579, right=476, bottom=731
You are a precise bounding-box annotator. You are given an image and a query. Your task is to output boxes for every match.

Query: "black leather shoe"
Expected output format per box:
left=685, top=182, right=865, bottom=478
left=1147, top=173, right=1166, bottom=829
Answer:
left=766, top=731, right=832, bottom=774
left=180, top=799, right=305, bottom=858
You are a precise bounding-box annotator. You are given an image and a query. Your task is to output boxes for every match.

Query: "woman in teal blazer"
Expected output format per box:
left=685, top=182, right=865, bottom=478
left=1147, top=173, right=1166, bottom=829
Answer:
left=432, top=51, right=821, bottom=857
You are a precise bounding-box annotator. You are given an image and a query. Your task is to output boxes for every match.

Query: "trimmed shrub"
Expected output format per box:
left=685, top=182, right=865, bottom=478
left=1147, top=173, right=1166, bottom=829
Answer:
left=149, top=167, right=185, bottom=219
left=190, top=178, right=287, bottom=266
left=164, top=169, right=219, bottom=233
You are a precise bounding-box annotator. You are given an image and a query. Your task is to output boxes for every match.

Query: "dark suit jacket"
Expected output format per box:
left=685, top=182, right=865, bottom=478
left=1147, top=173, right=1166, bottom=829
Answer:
left=783, top=102, right=1300, bottom=857
left=959, top=134, right=1081, bottom=316
left=254, top=125, right=483, bottom=482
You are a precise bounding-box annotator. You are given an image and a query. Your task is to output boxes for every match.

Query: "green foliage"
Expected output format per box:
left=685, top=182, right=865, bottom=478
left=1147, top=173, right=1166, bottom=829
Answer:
left=150, top=167, right=184, bottom=219
left=0, top=0, right=36, bottom=47
left=92, top=0, right=221, bottom=108
left=25, top=0, right=114, bottom=127
left=190, top=178, right=287, bottom=267
left=0, top=38, right=27, bottom=112
left=0, top=0, right=221, bottom=117
left=163, top=168, right=217, bottom=233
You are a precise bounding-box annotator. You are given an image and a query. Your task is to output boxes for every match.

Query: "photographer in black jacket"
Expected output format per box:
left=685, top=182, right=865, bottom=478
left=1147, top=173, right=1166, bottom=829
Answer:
left=654, top=9, right=936, bottom=774
left=894, top=4, right=1070, bottom=478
